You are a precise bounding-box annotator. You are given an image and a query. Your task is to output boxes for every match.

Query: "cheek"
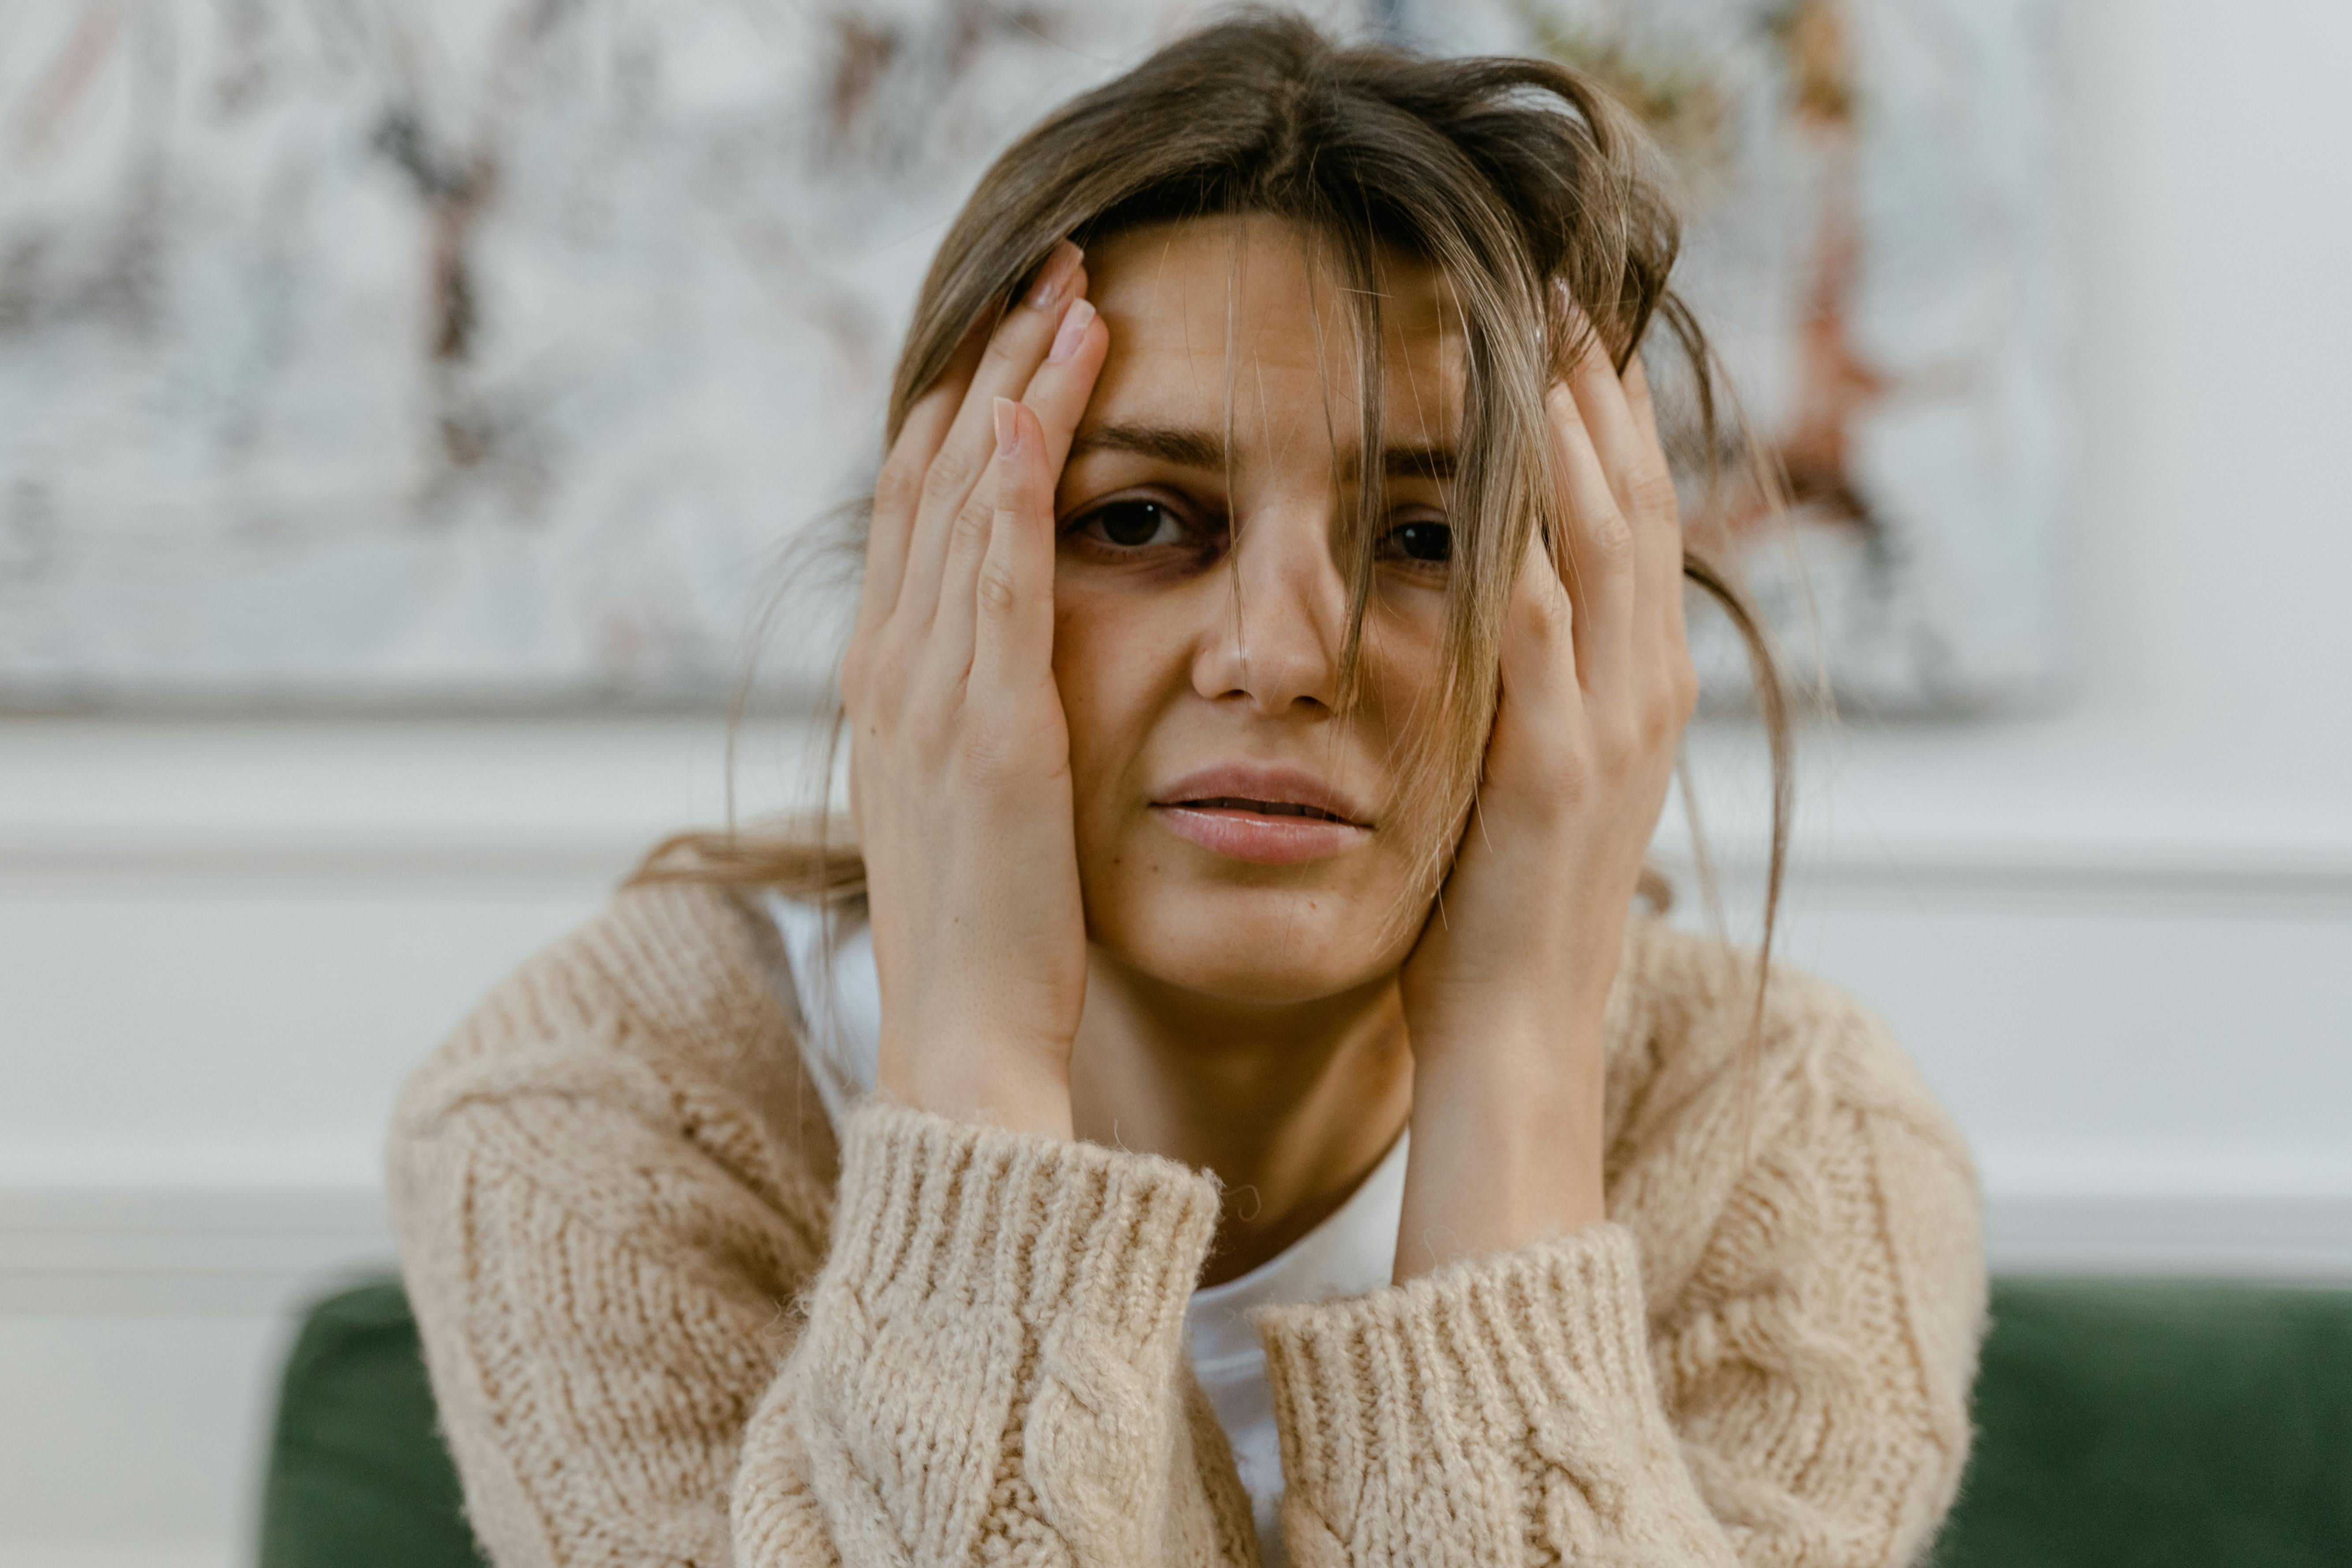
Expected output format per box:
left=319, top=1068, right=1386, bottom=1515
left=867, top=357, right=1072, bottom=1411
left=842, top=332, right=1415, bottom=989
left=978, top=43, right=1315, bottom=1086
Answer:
left=1051, top=592, right=1173, bottom=828
left=1360, top=587, right=1449, bottom=730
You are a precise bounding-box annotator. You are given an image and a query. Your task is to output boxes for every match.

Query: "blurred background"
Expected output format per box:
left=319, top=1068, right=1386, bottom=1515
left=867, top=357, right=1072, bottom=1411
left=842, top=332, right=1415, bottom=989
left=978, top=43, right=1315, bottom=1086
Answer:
left=3, top=0, right=2347, bottom=1563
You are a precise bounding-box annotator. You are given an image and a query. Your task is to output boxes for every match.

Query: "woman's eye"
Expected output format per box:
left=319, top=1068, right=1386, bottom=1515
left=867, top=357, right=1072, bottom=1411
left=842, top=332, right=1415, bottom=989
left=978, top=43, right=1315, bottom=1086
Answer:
left=1379, top=518, right=1453, bottom=566
left=1076, top=499, right=1187, bottom=550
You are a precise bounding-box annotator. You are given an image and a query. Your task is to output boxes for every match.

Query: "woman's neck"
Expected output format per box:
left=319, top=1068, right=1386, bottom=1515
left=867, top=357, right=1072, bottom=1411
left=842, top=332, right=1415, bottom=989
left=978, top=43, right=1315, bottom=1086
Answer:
left=1068, top=950, right=1414, bottom=1287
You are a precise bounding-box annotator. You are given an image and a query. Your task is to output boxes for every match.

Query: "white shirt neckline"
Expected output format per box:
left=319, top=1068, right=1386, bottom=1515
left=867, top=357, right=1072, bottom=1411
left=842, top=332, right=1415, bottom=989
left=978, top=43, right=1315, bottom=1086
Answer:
left=1185, top=1129, right=1410, bottom=1372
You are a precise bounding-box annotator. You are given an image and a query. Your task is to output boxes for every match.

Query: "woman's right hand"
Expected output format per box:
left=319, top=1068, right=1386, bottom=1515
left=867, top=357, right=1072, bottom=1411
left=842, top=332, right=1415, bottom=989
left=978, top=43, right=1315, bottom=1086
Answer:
left=842, top=240, right=1109, bottom=1138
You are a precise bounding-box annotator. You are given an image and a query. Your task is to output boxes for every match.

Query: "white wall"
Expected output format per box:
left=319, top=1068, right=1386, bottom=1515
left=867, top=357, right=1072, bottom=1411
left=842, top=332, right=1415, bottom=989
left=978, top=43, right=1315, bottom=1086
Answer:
left=5, top=1, right=2350, bottom=1562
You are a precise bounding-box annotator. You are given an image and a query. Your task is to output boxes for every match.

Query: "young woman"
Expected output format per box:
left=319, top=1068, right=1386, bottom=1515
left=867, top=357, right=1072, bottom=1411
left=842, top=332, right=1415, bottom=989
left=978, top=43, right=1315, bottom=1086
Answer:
left=390, top=17, right=1986, bottom=1568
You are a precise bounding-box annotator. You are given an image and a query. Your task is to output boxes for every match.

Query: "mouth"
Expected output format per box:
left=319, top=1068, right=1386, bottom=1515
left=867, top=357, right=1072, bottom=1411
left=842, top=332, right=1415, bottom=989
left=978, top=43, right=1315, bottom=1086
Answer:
left=1148, top=766, right=1373, bottom=865
left=1173, top=796, right=1356, bottom=824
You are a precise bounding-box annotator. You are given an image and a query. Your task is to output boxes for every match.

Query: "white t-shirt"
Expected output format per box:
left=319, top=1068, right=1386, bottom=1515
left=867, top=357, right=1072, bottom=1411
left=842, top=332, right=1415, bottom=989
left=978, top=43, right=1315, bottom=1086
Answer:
left=765, top=894, right=1407, bottom=1567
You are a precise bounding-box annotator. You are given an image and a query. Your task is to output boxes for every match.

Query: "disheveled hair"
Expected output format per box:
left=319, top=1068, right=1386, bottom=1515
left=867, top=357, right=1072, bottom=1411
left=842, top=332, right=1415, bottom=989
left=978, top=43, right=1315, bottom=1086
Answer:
left=637, top=11, right=1797, bottom=1039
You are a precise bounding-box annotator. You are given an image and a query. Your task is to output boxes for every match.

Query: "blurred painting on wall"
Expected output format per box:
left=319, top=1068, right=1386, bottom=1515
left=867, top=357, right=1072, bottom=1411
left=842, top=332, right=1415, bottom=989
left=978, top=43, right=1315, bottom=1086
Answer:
left=0, top=0, right=2061, bottom=713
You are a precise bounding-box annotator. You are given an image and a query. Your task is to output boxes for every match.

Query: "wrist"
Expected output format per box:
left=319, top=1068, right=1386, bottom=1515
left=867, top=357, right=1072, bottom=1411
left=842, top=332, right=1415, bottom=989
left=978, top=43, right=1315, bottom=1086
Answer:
left=1405, top=999, right=1609, bottom=1081
left=1408, top=1050, right=1603, bottom=1155
left=881, top=1039, right=1075, bottom=1141
left=1395, top=1045, right=1606, bottom=1284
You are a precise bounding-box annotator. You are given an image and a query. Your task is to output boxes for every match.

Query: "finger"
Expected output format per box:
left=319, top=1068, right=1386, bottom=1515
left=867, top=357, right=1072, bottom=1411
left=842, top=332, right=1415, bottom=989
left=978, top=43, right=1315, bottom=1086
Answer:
left=1545, top=378, right=1638, bottom=698
left=1564, top=314, right=1684, bottom=682
left=896, top=240, right=1086, bottom=630
left=858, top=319, right=989, bottom=637
left=930, top=295, right=1107, bottom=659
left=1017, top=295, right=1107, bottom=481
left=1560, top=306, right=1646, bottom=518
left=1620, top=353, right=1690, bottom=645
left=970, top=398, right=1057, bottom=702
left=1622, top=349, right=1664, bottom=456
left=1497, top=512, right=1581, bottom=717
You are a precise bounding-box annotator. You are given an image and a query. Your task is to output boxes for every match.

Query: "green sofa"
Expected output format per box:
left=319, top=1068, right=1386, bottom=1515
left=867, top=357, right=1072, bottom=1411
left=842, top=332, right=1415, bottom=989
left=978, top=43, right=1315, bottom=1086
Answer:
left=258, top=1275, right=2352, bottom=1567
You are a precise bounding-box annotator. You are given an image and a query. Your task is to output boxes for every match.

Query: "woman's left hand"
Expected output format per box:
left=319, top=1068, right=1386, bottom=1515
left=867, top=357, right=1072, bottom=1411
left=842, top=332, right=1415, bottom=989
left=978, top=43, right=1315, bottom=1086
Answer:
left=1392, top=319, right=1697, bottom=1281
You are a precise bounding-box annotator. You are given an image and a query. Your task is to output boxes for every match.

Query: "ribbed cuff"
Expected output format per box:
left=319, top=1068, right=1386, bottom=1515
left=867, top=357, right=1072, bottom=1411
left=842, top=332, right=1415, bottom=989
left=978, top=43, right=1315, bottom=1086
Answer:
left=1255, top=1223, right=1662, bottom=1507
left=824, top=1102, right=1222, bottom=1355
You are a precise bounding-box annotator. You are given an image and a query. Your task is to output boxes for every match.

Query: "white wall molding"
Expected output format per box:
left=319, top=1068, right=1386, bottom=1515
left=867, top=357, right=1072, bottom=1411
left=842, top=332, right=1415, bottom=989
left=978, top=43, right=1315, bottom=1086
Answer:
left=1649, top=843, right=2352, bottom=915
left=14, top=828, right=2352, bottom=905
left=0, top=837, right=642, bottom=886
left=1984, top=1192, right=2352, bottom=1281
left=0, top=1186, right=390, bottom=1317
left=9, top=713, right=2350, bottom=889
left=1977, top=1139, right=2352, bottom=1280
left=4, top=1544, right=233, bottom=1568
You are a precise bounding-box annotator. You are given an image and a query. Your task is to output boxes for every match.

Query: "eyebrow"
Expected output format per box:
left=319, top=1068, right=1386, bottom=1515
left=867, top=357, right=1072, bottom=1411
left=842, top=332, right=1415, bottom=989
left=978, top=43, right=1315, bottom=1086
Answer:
left=1066, top=422, right=1457, bottom=483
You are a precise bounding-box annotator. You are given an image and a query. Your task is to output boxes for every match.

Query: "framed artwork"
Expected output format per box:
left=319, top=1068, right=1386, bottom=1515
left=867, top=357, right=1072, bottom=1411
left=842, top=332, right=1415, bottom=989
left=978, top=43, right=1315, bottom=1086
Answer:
left=0, top=0, right=2061, bottom=715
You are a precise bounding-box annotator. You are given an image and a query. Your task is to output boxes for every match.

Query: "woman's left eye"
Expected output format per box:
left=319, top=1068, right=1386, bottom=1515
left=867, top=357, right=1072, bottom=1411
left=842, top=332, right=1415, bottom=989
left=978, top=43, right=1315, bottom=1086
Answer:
left=1377, top=517, right=1453, bottom=568
left=1073, top=499, right=1187, bottom=551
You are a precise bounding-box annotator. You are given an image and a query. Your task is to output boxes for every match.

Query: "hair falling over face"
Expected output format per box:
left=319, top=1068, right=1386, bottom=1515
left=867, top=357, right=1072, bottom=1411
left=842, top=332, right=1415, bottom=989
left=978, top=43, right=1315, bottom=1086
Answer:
left=636, top=12, right=1802, bottom=1055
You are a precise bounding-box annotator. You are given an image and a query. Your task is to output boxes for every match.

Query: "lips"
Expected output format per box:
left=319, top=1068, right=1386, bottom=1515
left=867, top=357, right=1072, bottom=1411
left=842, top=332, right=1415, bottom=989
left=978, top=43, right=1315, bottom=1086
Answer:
left=1149, top=765, right=1373, bottom=865
left=1178, top=795, right=1352, bottom=823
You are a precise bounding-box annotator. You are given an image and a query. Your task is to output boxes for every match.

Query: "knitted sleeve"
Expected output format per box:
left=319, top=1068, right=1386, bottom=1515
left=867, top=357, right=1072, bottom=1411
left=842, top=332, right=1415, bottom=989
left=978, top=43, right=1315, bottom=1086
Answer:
left=1254, top=1037, right=1986, bottom=1567
left=393, top=1053, right=1256, bottom=1567
left=733, top=1103, right=1255, bottom=1566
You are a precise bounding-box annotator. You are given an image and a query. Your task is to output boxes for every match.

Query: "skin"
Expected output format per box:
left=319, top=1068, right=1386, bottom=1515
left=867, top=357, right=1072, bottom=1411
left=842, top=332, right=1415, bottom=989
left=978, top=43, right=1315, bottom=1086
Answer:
left=842, top=214, right=1696, bottom=1286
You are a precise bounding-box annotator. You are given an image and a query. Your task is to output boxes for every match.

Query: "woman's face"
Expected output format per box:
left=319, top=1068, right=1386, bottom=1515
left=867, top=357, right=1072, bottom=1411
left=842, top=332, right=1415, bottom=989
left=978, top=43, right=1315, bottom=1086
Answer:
left=1054, top=214, right=1468, bottom=1004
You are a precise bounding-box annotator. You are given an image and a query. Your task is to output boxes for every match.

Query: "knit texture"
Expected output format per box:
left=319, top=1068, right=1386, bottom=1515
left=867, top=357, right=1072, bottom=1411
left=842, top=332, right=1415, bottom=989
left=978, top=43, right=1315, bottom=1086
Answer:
left=388, top=876, right=1986, bottom=1567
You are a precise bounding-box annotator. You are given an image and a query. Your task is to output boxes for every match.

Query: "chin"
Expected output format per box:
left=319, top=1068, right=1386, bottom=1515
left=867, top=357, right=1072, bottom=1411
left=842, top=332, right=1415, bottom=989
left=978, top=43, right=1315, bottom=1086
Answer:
left=1084, top=877, right=1410, bottom=1005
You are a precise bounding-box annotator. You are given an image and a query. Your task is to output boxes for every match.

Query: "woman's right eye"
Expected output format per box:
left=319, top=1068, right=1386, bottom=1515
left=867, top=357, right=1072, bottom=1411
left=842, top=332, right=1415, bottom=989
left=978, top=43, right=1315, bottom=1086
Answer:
left=1072, top=498, right=1188, bottom=551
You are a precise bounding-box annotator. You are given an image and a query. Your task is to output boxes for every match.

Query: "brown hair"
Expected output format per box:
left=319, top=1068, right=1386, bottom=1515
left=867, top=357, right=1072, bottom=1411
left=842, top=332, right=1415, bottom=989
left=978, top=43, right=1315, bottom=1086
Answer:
left=638, top=12, right=1795, bottom=1029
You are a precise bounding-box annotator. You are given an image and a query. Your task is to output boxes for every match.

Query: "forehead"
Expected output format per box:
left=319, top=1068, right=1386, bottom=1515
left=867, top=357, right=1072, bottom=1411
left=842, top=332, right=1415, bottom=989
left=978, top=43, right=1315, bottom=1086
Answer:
left=1080, top=214, right=1465, bottom=449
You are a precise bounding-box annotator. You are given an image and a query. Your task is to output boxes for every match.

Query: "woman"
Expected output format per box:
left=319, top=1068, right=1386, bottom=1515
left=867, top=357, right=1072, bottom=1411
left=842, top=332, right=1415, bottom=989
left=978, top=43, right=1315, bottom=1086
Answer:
left=390, top=16, right=1986, bottom=1567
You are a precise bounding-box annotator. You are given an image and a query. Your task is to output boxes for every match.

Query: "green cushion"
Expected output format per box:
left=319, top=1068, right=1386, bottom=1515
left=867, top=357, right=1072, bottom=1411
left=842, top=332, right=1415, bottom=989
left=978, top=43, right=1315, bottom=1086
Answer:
left=1936, top=1277, right=2352, bottom=1568
left=258, top=1279, right=483, bottom=1568
left=259, top=1274, right=2352, bottom=1568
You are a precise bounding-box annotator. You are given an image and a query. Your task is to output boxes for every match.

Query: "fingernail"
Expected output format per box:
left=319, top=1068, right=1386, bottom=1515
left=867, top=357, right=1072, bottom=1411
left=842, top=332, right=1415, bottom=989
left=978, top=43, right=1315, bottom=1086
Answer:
left=1047, top=297, right=1095, bottom=364
left=993, top=396, right=1021, bottom=454
left=1026, top=239, right=1084, bottom=310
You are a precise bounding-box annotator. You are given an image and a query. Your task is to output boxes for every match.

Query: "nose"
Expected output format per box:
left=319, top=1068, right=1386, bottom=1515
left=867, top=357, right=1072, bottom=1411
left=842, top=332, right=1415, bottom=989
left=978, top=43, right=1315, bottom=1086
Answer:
left=1189, top=502, right=1349, bottom=717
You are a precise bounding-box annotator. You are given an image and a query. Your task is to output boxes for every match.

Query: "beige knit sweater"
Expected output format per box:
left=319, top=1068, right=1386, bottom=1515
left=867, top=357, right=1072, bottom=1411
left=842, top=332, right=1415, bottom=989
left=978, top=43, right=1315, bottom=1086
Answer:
left=389, top=876, right=1987, bottom=1568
